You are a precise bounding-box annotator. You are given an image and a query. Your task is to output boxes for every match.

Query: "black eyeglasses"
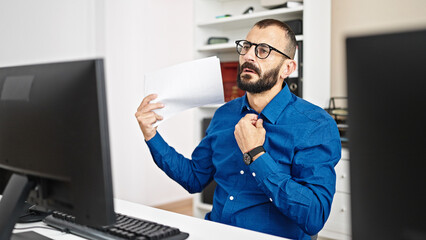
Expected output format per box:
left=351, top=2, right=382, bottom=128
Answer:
left=235, top=40, right=292, bottom=60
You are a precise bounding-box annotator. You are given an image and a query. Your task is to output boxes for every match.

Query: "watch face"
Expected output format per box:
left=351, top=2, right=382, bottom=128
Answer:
left=243, top=153, right=252, bottom=165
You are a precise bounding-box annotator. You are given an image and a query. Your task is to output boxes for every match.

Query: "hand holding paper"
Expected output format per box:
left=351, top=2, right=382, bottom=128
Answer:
left=135, top=93, right=165, bottom=140
left=143, top=56, right=225, bottom=127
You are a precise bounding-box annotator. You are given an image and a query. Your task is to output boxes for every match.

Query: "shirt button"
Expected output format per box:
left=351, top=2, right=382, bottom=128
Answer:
left=229, top=196, right=234, bottom=201
left=269, top=198, right=273, bottom=202
left=252, top=172, right=256, bottom=177
left=240, top=170, right=244, bottom=175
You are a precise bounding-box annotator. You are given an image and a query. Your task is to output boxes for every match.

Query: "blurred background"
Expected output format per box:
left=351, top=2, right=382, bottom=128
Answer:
left=1, top=1, right=425, bottom=239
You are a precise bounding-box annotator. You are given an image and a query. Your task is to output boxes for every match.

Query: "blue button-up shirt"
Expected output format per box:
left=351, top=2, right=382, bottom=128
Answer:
left=146, top=84, right=341, bottom=240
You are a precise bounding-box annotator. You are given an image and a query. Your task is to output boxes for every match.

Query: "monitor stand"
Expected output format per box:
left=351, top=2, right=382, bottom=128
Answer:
left=17, top=202, right=51, bottom=224
left=0, top=174, right=36, bottom=240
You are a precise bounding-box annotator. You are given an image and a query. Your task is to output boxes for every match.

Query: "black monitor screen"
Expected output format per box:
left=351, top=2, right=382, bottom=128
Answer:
left=0, top=59, right=115, bottom=238
left=0, top=169, right=12, bottom=194
left=347, top=29, right=426, bottom=239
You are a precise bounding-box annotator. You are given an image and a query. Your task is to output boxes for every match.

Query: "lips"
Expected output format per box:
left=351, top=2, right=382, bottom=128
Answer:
left=243, top=68, right=257, bottom=74
left=240, top=62, right=260, bottom=76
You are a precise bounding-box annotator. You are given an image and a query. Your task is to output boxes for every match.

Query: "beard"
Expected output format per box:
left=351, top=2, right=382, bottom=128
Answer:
left=237, top=62, right=281, bottom=94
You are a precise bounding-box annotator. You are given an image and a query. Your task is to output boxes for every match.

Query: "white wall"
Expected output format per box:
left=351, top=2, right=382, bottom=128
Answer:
left=1, top=0, right=196, bottom=206
left=0, top=0, right=97, bottom=66
left=103, top=0, right=195, bottom=206
left=303, top=0, right=331, bottom=108
left=331, top=0, right=426, bottom=97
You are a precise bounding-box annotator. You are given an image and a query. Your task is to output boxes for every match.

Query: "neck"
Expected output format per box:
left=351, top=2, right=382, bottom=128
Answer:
left=246, top=81, right=283, bottom=113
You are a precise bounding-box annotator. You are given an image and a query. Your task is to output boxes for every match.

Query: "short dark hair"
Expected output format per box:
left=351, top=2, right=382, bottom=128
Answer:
left=254, top=19, right=297, bottom=59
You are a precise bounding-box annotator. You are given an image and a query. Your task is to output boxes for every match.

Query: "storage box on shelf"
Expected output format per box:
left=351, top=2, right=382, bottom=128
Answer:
left=221, top=61, right=244, bottom=101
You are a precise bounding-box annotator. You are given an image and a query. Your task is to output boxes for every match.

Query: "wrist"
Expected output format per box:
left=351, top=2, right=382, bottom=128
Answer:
left=243, top=145, right=265, bottom=165
left=252, top=151, right=265, bottom=161
left=144, top=130, right=157, bottom=141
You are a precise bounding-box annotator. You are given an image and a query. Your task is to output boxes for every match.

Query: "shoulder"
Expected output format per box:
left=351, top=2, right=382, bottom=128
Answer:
left=206, top=97, right=242, bottom=134
left=289, top=96, right=340, bottom=144
left=215, top=97, right=242, bottom=115
left=288, top=95, right=335, bottom=126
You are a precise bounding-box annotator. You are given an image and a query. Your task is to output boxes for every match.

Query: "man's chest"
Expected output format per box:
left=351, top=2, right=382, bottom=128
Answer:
left=208, top=124, right=300, bottom=178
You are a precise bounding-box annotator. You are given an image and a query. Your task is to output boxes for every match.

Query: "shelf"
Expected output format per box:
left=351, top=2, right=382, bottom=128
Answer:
left=200, top=103, right=224, bottom=109
left=198, top=42, right=235, bottom=53
left=197, top=6, right=303, bottom=29
left=198, top=35, right=303, bottom=53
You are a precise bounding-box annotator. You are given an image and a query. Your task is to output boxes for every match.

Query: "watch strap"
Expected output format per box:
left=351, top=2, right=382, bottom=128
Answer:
left=247, top=146, right=265, bottom=158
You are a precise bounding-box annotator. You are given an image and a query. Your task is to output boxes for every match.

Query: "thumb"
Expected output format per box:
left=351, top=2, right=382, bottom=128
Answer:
left=256, top=118, right=264, bottom=128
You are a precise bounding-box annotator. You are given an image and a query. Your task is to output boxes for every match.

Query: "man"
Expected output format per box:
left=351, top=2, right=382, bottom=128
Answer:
left=135, top=19, right=341, bottom=240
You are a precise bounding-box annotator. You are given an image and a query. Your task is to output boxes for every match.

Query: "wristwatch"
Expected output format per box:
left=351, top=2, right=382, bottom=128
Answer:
left=243, top=146, right=265, bottom=165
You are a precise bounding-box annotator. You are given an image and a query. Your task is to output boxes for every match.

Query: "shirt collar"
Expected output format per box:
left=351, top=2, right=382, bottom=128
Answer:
left=240, top=94, right=251, bottom=113
left=240, top=83, right=293, bottom=124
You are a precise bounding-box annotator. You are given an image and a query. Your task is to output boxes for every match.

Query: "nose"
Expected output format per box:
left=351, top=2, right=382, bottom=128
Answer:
left=243, top=45, right=256, bottom=62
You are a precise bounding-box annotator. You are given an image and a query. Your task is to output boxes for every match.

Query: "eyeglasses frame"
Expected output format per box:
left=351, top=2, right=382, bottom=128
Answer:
left=235, top=40, right=292, bottom=60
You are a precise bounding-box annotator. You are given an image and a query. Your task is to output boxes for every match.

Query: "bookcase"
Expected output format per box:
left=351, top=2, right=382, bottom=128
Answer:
left=194, top=1, right=303, bottom=62
left=191, top=0, right=349, bottom=239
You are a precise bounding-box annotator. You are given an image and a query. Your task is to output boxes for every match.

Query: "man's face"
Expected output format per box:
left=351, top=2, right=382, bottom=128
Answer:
left=237, top=26, right=288, bottom=94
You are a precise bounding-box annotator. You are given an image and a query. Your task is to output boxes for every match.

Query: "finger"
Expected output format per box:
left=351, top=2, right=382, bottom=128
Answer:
left=137, top=93, right=158, bottom=111
left=244, top=113, right=258, bottom=120
left=136, top=112, right=156, bottom=125
left=240, top=113, right=257, bottom=125
left=141, top=102, right=165, bottom=113
left=142, top=112, right=163, bottom=125
left=155, top=112, right=164, bottom=121
left=256, top=118, right=264, bottom=128
left=135, top=110, right=162, bottom=120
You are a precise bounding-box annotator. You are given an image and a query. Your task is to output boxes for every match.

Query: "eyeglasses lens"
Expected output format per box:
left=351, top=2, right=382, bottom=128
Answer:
left=256, top=44, right=270, bottom=59
left=237, top=41, right=250, bottom=54
left=237, top=41, right=271, bottom=59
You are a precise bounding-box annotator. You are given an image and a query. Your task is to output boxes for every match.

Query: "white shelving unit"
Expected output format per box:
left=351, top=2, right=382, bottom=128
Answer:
left=321, top=148, right=352, bottom=240
left=197, top=6, right=303, bottom=27
left=197, top=42, right=235, bottom=53
left=192, top=0, right=344, bottom=239
left=193, top=0, right=330, bottom=104
left=197, top=35, right=303, bottom=53
left=194, top=1, right=304, bottom=62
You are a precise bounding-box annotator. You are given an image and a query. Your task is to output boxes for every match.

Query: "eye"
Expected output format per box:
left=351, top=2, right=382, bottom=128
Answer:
left=242, top=43, right=251, bottom=50
left=258, top=46, right=269, bottom=55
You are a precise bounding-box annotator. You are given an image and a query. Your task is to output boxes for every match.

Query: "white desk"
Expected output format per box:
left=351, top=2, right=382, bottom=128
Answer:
left=13, top=199, right=288, bottom=240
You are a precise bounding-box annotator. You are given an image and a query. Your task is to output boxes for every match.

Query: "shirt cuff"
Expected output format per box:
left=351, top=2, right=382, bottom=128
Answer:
left=249, top=152, right=282, bottom=183
left=145, top=132, right=168, bottom=155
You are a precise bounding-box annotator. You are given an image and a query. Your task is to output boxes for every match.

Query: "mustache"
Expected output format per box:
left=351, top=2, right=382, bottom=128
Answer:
left=239, top=62, right=260, bottom=75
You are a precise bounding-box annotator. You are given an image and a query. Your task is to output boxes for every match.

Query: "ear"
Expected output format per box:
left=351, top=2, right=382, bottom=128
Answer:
left=280, top=60, right=297, bottom=79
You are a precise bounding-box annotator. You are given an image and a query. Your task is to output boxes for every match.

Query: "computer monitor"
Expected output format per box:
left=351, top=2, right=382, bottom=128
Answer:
left=347, top=29, right=426, bottom=239
left=0, top=59, right=115, bottom=239
left=0, top=169, right=12, bottom=194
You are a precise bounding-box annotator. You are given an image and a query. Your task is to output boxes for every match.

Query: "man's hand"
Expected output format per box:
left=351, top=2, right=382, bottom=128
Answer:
left=135, top=94, right=164, bottom=141
left=234, top=114, right=266, bottom=156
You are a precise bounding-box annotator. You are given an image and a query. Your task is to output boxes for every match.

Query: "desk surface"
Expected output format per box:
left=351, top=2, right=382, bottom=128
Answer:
left=13, top=199, right=288, bottom=240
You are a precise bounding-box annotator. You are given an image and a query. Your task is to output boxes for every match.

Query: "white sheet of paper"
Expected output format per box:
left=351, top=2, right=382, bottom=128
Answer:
left=144, top=56, right=224, bottom=127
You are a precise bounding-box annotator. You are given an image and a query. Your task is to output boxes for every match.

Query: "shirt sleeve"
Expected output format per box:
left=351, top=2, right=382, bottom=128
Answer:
left=249, top=119, right=342, bottom=236
left=146, top=132, right=215, bottom=193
